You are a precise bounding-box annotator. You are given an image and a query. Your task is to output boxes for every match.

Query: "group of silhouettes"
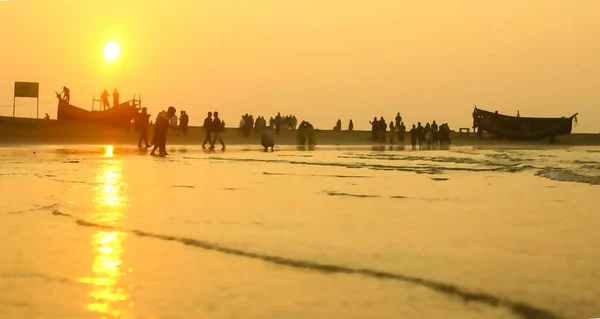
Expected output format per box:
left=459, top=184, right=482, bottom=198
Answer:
left=239, top=113, right=298, bottom=137
left=133, top=107, right=224, bottom=156
left=332, top=112, right=452, bottom=149
left=59, top=86, right=120, bottom=110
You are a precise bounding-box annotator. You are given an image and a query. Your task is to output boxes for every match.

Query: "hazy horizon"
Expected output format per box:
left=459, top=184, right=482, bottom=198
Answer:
left=1, top=0, right=598, bottom=132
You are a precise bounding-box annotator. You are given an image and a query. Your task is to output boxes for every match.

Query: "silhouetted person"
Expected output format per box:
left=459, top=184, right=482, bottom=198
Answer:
left=202, top=112, right=213, bottom=148
left=113, top=89, right=120, bottom=107
left=334, top=119, right=342, bottom=131
left=398, top=122, right=406, bottom=144
left=136, top=107, right=151, bottom=148
left=261, top=130, right=275, bottom=152
left=348, top=119, right=354, bottom=131
left=517, top=110, right=520, bottom=117
left=44, top=113, right=50, bottom=120
left=274, top=113, right=282, bottom=135
left=388, top=121, right=395, bottom=144
left=369, top=117, right=379, bottom=141
left=379, top=117, right=387, bottom=143
left=410, top=124, right=417, bottom=149
left=60, top=86, right=70, bottom=103
left=211, top=111, right=226, bottom=150
left=179, top=111, right=189, bottom=136
left=431, top=121, right=439, bottom=144
left=395, top=112, right=402, bottom=128
left=101, top=90, right=110, bottom=110
left=150, top=106, right=178, bottom=156
left=417, top=122, right=424, bottom=149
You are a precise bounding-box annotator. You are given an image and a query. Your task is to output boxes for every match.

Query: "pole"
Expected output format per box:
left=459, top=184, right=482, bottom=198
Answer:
left=13, top=97, right=15, bottom=117
left=36, top=97, right=39, bottom=119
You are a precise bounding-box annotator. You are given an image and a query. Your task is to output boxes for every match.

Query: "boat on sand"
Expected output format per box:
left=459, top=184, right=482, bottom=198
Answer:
left=472, top=106, right=578, bottom=141
left=55, top=92, right=141, bottom=127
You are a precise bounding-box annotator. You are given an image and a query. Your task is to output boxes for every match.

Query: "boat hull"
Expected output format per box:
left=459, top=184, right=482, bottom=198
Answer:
left=56, top=95, right=140, bottom=127
left=473, top=107, right=577, bottom=140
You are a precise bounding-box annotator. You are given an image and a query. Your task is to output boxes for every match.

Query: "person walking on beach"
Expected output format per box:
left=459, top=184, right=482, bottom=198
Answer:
left=136, top=107, right=151, bottom=148
left=202, top=112, right=213, bottom=149
left=113, top=89, right=120, bottom=107
left=150, top=106, right=178, bottom=156
left=101, top=90, right=110, bottom=110
left=211, top=111, right=226, bottom=150
left=60, top=86, right=70, bottom=103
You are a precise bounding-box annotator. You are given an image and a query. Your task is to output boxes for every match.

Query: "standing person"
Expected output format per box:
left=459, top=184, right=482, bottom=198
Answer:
left=395, top=112, right=402, bottom=128
left=137, top=107, right=151, bottom=148
left=113, top=89, right=120, bottom=107
left=60, top=86, right=70, bottom=103
left=379, top=117, right=387, bottom=143
left=179, top=111, right=189, bottom=136
left=410, top=124, right=418, bottom=150
left=388, top=121, right=396, bottom=144
left=101, top=90, right=110, bottom=110
left=348, top=119, right=354, bottom=131
left=274, top=113, right=282, bottom=135
left=150, top=106, right=178, bottom=156
left=211, top=111, right=226, bottom=150
left=417, top=122, right=425, bottom=149
left=398, top=122, right=406, bottom=144
left=201, top=112, right=213, bottom=148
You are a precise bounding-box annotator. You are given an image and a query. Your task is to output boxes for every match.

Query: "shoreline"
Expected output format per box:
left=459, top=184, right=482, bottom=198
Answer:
left=2, top=116, right=600, bottom=147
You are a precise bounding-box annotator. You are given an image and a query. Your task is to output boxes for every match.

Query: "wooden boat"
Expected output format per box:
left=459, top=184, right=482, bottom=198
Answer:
left=55, top=92, right=141, bottom=127
left=472, top=106, right=578, bottom=141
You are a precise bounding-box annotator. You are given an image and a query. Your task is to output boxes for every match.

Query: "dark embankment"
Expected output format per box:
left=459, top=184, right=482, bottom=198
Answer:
left=1, top=116, right=599, bottom=146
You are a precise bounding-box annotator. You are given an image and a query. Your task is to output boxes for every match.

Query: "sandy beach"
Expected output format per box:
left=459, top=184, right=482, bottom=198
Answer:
left=1, top=145, right=599, bottom=319
left=2, top=116, right=599, bottom=146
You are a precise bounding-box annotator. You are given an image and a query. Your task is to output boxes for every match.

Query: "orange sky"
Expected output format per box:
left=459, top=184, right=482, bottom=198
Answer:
left=1, top=0, right=598, bottom=131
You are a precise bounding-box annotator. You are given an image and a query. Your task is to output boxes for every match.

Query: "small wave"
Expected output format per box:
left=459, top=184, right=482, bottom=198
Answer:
left=431, top=177, right=449, bottom=181
left=7, top=203, right=59, bottom=215
left=53, top=214, right=560, bottom=319
left=535, top=168, right=600, bottom=186
left=324, top=191, right=380, bottom=198
left=263, top=172, right=372, bottom=179
left=0, top=272, right=79, bottom=285
left=223, top=188, right=239, bottom=191
left=172, top=185, right=195, bottom=188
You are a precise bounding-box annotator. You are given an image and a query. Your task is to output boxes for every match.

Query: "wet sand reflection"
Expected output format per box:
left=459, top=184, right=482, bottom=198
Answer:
left=78, top=146, right=132, bottom=317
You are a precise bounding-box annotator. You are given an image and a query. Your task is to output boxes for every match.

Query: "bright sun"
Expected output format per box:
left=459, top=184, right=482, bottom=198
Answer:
left=104, top=41, right=120, bottom=62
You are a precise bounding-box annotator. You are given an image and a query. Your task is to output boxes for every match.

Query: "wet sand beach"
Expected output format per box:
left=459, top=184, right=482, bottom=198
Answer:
left=1, top=144, right=599, bottom=319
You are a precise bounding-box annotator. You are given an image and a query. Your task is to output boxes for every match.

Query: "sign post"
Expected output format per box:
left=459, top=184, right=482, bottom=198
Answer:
left=13, top=81, right=40, bottom=119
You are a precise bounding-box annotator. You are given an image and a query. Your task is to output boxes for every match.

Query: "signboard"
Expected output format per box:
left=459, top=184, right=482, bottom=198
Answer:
left=14, top=82, right=39, bottom=98
left=13, top=81, right=40, bottom=118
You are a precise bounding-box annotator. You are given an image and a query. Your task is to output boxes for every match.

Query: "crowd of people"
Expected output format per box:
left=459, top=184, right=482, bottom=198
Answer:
left=131, top=107, right=457, bottom=156
left=239, top=113, right=298, bottom=136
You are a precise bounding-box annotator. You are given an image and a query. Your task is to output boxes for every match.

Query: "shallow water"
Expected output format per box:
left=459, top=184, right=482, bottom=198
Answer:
left=1, top=145, right=599, bottom=319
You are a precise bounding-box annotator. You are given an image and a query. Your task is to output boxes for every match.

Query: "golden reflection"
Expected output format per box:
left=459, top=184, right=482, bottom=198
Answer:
left=103, top=145, right=114, bottom=158
left=78, top=158, right=132, bottom=317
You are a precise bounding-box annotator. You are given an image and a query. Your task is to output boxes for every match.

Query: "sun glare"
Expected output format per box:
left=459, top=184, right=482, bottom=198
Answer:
left=104, top=42, right=120, bottom=62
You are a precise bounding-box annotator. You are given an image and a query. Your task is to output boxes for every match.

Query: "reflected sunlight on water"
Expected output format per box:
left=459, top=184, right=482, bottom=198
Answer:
left=103, top=145, right=114, bottom=158
left=78, top=154, right=132, bottom=317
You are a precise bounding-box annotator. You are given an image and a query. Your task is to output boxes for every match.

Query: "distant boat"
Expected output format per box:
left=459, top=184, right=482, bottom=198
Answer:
left=472, top=106, right=578, bottom=141
left=55, top=92, right=141, bottom=127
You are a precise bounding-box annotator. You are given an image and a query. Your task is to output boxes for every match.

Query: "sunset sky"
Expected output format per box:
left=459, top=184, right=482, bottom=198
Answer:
left=1, top=0, right=598, bottom=131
